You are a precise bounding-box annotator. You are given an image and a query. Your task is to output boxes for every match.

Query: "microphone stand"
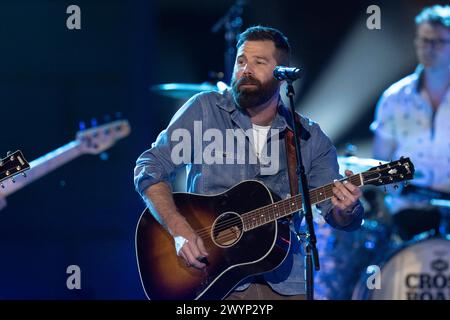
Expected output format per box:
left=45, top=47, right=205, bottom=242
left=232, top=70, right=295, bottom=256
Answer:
left=211, top=0, right=246, bottom=84
left=285, top=79, right=320, bottom=300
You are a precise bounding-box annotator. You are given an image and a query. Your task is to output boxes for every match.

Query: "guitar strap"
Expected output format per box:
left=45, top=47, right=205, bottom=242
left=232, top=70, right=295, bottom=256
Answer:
left=284, top=112, right=305, bottom=196
left=285, top=128, right=299, bottom=196
left=284, top=112, right=313, bottom=234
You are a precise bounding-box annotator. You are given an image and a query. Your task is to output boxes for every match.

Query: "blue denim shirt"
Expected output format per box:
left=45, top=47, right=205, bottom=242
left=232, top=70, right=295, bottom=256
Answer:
left=134, top=89, right=364, bottom=295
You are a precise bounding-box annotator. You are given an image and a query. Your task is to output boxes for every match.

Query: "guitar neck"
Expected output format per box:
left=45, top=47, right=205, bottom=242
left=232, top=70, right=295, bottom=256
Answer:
left=1, top=141, right=82, bottom=197
left=242, top=174, right=364, bottom=231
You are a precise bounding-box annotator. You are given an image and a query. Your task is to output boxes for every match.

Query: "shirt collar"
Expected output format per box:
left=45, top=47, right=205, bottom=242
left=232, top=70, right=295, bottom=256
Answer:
left=217, top=89, right=292, bottom=128
left=216, top=89, right=310, bottom=139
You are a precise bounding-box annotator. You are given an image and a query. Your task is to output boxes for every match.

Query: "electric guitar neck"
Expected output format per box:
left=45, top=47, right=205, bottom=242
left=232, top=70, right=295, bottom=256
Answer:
left=0, top=119, right=130, bottom=197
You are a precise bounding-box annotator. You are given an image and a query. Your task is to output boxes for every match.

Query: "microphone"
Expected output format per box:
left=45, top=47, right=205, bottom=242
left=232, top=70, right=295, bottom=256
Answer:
left=273, top=66, right=303, bottom=81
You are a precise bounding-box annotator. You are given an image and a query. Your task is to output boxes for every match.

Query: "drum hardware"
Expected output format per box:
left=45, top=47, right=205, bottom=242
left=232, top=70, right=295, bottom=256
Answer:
left=352, top=237, right=450, bottom=300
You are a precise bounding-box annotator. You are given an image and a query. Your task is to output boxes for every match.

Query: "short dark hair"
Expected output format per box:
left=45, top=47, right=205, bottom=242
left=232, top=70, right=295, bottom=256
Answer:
left=415, top=5, right=450, bottom=28
left=236, top=26, right=291, bottom=66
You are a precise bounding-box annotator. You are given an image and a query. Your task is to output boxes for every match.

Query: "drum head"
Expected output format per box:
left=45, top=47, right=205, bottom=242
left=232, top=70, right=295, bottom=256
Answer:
left=353, top=237, right=450, bottom=300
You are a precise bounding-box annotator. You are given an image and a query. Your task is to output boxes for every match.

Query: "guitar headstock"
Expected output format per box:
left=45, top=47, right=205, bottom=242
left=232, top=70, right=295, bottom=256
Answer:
left=0, top=150, right=30, bottom=183
left=363, top=157, right=415, bottom=186
left=76, top=119, right=131, bottom=155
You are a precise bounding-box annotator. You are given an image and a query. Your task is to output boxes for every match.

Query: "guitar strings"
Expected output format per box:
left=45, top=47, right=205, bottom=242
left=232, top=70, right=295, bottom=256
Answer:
left=192, top=174, right=368, bottom=238
left=194, top=193, right=303, bottom=238
left=194, top=187, right=307, bottom=238
left=195, top=187, right=316, bottom=240
left=195, top=174, right=360, bottom=237
left=193, top=175, right=361, bottom=238
left=195, top=172, right=398, bottom=246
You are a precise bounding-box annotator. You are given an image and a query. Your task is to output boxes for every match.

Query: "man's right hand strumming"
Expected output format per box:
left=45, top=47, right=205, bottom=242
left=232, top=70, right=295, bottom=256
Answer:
left=168, top=215, right=209, bottom=269
left=143, top=181, right=208, bottom=270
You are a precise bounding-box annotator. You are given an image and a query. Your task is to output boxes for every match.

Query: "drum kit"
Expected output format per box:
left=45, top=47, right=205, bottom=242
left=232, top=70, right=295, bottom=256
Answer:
left=314, top=155, right=450, bottom=300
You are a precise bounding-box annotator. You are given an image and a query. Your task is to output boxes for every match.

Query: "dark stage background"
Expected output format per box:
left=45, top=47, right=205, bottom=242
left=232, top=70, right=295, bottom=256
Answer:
left=0, top=0, right=445, bottom=299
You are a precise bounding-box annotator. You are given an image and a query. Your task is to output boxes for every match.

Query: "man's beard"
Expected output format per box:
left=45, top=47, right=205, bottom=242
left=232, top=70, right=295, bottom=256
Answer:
left=231, top=75, right=279, bottom=110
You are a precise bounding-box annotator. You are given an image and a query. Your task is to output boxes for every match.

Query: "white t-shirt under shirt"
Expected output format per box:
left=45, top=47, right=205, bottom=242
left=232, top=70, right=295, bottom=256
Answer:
left=251, top=123, right=271, bottom=158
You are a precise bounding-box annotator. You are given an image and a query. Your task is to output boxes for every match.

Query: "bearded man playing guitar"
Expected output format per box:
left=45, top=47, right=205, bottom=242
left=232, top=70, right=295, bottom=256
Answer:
left=134, top=26, right=365, bottom=300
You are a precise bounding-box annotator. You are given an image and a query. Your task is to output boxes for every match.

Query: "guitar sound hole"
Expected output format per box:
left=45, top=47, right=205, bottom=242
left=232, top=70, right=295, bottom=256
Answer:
left=211, top=212, right=243, bottom=248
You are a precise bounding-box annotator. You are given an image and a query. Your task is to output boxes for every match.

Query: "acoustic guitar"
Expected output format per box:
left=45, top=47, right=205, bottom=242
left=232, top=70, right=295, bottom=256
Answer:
left=136, top=157, right=414, bottom=300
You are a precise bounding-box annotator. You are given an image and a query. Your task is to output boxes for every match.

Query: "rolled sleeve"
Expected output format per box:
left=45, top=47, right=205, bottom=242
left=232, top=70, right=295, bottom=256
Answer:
left=324, top=202, right=364, bottom=231
left=134, top=94, right=204, bottom=197
left=134, top=131, right=176, bottom=196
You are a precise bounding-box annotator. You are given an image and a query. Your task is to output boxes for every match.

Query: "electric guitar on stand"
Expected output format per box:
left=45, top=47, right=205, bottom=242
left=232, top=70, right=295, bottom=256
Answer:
left=0, top=120, right=130, bottom=202
left=135, top=157, right=415, bottom=300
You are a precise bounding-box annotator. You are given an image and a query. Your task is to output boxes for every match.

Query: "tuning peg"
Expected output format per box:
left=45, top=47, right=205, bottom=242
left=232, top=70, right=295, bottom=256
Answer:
left=91, top=118, right=98, bottom=127
left=393, top=184, right=399, bottom=190
left=103, top=114, right=112, bottom=123
left=79, top=121, right=86, bottom=131
left=383, top=185, right=387, bottom=193
left=22, top=172, right=27, bottom=178
left=115, top=123, right=123, bottom=132
left=1, top=183, right=4, bottom=188
left=403, top=180, right=409, bottom=187
left=11, top=178, right=15, bottom=183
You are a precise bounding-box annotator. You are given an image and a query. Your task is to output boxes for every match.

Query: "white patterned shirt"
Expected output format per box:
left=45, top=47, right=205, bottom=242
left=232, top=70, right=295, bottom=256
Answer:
left=371, top=65, right=450, bottom=214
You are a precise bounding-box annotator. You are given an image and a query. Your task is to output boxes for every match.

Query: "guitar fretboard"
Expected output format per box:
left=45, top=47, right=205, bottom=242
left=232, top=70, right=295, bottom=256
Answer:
left=0, top=141, right=82, bottom=196
left=242, top=174, right=363, bottom=231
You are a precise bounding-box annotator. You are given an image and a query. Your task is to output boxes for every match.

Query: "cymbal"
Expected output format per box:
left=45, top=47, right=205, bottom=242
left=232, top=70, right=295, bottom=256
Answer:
left=338, top=156, right=387, bottom=174
left=150, top=82, right=228, bottom=99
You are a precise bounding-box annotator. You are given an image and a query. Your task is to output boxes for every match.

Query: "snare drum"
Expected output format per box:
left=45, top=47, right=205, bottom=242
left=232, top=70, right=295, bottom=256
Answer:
left=352, top=237, right=450, bottom=300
